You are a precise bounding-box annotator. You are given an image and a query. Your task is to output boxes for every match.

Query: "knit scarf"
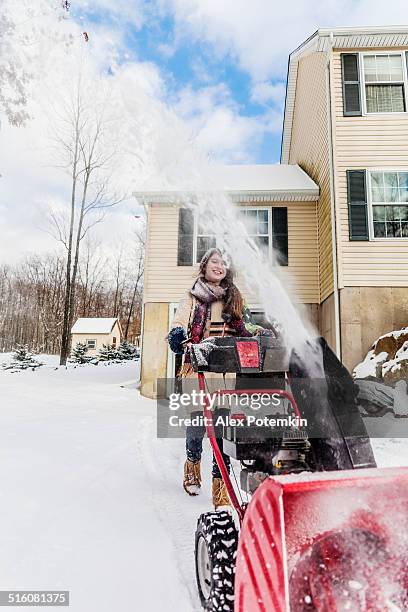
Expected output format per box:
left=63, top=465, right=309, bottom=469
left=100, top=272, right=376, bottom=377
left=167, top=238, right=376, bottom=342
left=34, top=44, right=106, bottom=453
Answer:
left=179, top=278, right=251, bottom=374
left=190, top=277, right=226, bottom=303
left=189, top=278, right=226, bottom=345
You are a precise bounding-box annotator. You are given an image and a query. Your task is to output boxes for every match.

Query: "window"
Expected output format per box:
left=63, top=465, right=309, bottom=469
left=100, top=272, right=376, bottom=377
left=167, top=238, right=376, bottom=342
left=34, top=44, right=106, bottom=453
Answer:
left=196, top=218, right=216, bottom=263
left=369, top=171, right=408, bottom=238
left=238, top=208, right=270, bottom=255
left=195, top=208, right=271, bottom=263
left=86, top=339, right=96, bottom=349
left=112, top=337, right=117, bottom=346
left=177, top=206, right=288, bottom=265
left=362, top=54, right=406, bottom=113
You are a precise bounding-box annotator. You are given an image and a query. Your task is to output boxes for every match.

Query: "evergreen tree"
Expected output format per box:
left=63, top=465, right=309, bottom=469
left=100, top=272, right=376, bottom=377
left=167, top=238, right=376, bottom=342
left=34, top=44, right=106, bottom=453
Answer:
left=98, top=343, right=119, bottom=361
left=117, top=340, right=139, bottom=360
left=70, top=342, right=93, bottom=364
left=3, top=345, right=43, bottom=370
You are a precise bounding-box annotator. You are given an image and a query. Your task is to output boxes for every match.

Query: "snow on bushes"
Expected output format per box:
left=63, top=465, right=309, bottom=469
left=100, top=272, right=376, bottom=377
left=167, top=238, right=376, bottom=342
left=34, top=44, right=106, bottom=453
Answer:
left=98, top=341, right=140, bottom=362
left=353, top=327, right=408, bottom=384
left=117, top=341, right=140, bottom=360
left=2, top=345, right=44, bottom=371
left=98, top=344, right=120, bottom=362
left=70, top=342, right=95, bottom=365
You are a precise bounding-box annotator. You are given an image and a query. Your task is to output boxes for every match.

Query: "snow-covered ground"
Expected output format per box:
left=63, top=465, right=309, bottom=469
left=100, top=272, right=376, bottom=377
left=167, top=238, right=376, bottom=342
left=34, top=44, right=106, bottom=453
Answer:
left=0, top=359, right=407, bottom=611
left=0, top=359, right=213, bottom=611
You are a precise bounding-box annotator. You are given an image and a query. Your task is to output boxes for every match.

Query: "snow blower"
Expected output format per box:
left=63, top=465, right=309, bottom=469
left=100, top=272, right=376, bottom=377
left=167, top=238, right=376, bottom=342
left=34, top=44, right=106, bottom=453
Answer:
left=191, top=334, right=408, bottom=612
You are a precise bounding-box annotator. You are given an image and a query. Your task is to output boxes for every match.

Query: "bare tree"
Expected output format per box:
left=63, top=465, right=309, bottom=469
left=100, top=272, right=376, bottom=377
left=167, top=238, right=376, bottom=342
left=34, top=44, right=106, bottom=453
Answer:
left=111, top=245, right=127, bottom=317
left=78, top=238, right=107, bottom=316
left=47, top=72, right=122, bottom=364
left=124, top=220, right=145, bottom=340
left=0, top=242, right=145, bottom=353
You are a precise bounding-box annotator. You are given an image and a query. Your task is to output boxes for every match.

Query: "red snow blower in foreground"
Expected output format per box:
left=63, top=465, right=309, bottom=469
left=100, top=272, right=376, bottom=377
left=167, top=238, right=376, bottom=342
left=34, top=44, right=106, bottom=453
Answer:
left=191, top=335, right=408, bottom=612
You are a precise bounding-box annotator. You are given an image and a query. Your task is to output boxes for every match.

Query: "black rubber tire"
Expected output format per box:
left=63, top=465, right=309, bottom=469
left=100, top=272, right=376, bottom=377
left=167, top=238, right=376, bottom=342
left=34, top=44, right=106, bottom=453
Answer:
left=195, top=511, right=238, bottom=611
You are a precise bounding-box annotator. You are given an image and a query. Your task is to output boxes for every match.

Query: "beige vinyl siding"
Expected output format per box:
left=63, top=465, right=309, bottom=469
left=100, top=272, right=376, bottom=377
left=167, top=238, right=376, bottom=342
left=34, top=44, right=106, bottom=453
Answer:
left=143, top=201, right=319, bottom=304
left=332, top=49, right=408, bottom=287
left=288, top=52, right=334, bottom=302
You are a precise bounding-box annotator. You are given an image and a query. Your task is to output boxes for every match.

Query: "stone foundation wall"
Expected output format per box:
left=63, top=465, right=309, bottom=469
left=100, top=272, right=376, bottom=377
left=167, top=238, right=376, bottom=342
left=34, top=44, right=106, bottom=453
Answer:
left=340, top=287, right=408, bottom=372
left=319, top=292, right=337, bottom=354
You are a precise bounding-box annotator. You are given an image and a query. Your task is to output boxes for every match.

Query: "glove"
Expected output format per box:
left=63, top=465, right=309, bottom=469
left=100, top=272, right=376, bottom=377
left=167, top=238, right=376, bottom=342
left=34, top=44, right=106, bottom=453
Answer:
left=168, top=326, right=187, bottom=355
left=255, top=328, right=275, bottom=337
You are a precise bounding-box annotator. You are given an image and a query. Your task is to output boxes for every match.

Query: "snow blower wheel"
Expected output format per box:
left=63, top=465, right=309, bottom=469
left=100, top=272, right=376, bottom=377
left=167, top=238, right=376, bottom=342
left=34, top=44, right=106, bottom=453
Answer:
left=195, top=511, right=238, bottom=611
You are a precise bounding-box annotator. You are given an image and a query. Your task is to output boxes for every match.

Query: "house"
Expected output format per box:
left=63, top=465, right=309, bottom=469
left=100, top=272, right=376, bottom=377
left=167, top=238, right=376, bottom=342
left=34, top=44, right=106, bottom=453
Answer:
left=136, top=165, right=320, bottom=398
left=137, top=25, right=408, bottom=399
left=71, top=318, right=122, bottom=356
left=282, top=25, right=408, bottom=371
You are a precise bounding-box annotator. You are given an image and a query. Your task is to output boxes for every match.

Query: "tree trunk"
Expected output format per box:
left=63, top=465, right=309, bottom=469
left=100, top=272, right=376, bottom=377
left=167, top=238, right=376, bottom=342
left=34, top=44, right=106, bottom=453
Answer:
left=66, top=172, right=90, bottom=355
left=59, top=110, right=80, bottom=366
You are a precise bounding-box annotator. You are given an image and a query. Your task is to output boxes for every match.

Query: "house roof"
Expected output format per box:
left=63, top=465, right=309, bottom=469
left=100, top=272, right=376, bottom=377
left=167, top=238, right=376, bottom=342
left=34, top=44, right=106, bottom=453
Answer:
left=281, top=25, right=408, bottom=163
left=71, top=318, right=119, bottom=334
left=133, top=164, right=319, bottom=203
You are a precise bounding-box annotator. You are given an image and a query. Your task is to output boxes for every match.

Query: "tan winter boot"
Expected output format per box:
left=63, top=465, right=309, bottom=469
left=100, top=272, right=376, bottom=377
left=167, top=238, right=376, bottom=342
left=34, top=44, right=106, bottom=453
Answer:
left=212, top=477, right=231, bottom=510
left=183, top=459, right=201, bottom=496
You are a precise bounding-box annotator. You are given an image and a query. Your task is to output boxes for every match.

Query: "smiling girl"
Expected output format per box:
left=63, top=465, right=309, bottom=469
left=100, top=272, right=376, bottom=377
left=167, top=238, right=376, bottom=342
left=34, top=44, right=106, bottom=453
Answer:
left=167, top=248, right=261, bottom=508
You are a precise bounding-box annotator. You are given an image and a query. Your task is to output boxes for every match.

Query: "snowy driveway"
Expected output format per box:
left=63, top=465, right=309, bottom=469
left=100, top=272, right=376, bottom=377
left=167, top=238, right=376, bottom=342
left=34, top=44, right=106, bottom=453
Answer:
left=0, top=361, right=213, bottom=612
left=0, top=361, right=407, bottom=611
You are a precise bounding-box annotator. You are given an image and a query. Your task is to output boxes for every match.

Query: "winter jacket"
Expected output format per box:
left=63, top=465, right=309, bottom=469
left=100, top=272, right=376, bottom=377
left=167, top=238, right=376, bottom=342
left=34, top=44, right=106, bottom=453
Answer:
left=168, top=287, right=261, bottom=356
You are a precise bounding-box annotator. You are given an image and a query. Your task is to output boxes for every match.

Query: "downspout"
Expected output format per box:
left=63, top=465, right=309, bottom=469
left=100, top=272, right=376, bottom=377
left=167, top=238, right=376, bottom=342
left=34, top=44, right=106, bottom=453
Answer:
left=138, top=200, right=149, bottom=393
left=325, top=35, right=342, bottom=358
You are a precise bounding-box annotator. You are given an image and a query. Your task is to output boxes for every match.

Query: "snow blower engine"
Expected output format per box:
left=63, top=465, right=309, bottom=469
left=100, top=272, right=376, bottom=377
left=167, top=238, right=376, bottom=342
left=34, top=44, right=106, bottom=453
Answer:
left=191, top=334, right=314, bottom=489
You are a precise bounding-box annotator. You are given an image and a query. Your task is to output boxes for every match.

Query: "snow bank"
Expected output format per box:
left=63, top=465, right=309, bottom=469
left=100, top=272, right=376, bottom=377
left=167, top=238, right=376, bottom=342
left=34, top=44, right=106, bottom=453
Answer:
left=354, top=350, right=388, bottom=379
left=353, top=327, right=408, bottom=385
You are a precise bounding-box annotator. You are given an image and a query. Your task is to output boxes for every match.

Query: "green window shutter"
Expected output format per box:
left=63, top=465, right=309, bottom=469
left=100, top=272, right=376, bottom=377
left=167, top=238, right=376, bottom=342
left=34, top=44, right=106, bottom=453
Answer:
left=177, top=208, right=194, bottom=266
left=341, top=54, right=362, bottom=116
left=347, top=170, right=369, bottom=241
left=272, top=207, right=288, bottom=266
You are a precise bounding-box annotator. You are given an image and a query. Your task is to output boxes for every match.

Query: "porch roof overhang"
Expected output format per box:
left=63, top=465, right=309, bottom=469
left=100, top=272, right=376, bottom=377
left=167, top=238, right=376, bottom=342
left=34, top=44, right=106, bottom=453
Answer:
left=133, top=163, right=319, bottom=204
left=281, top=25, right=408, bottom=164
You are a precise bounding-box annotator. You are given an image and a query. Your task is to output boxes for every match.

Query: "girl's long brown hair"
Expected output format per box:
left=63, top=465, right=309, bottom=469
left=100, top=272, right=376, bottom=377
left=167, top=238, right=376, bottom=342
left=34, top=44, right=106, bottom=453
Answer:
left=198, top=248, right=244, bottom=320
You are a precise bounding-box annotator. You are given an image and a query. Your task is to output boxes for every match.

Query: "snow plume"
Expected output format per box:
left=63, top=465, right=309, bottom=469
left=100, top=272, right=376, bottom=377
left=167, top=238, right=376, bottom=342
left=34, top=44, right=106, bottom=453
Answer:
left=137, top=162, right=322, bottom=374
left=128, top=97, right=322, bottom=371
left=192, top=189, right=320, bottom=367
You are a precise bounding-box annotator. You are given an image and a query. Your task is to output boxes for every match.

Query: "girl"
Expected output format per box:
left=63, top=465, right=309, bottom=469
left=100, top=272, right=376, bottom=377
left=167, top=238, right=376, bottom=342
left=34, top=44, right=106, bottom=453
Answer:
left=167, top=248, right=262, bottom=508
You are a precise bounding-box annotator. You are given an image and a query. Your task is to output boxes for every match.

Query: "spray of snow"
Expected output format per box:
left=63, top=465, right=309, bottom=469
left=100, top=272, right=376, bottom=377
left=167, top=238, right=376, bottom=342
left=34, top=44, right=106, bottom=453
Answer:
left=188, top=188, right=318, bottom=366
left=137, top=166, right=324, bottom=376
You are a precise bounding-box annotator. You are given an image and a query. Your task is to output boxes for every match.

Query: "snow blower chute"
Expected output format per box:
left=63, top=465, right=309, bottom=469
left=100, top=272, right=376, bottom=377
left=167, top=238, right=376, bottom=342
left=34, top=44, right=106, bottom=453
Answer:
left=190, top=334, right=408, bottom=612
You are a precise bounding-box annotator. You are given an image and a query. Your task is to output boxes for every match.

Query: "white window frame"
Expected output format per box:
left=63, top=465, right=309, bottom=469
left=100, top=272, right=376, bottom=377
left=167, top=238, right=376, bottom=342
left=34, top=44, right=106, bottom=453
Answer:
left=359, top=51, right=408, bottom=116
left=86, top=339, right=97, bottom=349
left=193, top=207, right=272, bottom=263
left=238, top=206, right=272, bottom=260
left=367, top=168, right=408, bottom=241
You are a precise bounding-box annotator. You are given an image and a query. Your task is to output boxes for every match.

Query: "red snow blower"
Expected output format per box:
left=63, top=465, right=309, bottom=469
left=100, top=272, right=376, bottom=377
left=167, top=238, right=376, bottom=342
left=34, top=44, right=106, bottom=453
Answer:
left=191, top=335, right=408, bottom=612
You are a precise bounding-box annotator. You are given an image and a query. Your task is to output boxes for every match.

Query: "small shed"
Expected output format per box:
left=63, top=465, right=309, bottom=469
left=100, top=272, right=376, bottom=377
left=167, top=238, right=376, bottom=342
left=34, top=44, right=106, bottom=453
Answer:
left=71, top=318, right=122, bottom=356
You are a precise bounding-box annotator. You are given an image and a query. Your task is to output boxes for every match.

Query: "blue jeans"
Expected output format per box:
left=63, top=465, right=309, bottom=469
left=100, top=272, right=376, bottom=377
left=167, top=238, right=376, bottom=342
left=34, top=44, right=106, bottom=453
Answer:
left=185, top=409, right=231, bottom=479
